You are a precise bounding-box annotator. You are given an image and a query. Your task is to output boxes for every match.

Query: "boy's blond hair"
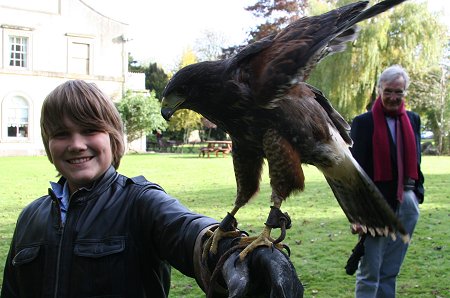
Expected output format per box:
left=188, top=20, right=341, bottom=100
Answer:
left=41, top=80, right=125, bottom=169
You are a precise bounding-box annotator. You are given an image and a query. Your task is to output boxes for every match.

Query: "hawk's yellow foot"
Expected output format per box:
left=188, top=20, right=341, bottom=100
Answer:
left=239, top=206, right=291, bottom=261
left=201, top=213, right=241, bottom=263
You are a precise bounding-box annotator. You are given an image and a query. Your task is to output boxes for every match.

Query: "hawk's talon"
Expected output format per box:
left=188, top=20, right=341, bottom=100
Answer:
left=273, top=218, right=287, bottom=245
left=282, top=243, right=291, bottom=257
left=238, top=226, right=276, bottom=261
left=241, top=230, right=249, bottom=237
left=265, top=206, right=291, bottom=245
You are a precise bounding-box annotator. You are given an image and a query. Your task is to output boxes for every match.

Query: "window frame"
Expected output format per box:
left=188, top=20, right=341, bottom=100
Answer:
left=9, top=35, right=29, bottom=67
left=2, top=26, right=33, bottom=70
left=1, top=93, right=33, bottom=142
left=66, top=34, right=94, bottom=75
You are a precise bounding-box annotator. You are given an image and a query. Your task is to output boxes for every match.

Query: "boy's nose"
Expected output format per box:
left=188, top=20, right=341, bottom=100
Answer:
left=67, top=134, right=87, bottom=151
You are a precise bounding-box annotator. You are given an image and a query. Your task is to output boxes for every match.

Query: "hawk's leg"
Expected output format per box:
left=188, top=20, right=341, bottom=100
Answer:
left=265, top=205, right=292, bottom=245
left=237, top=129, right=304, bottom=260
left=201, top=208, right=242, bottom=263
left=202, top=152, right=265, bottom=263
left=238, top=199, right=292, bottom=261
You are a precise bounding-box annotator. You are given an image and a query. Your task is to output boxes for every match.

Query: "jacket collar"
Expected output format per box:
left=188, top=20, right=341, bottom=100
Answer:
left=49, top=165, right=119, bottom=203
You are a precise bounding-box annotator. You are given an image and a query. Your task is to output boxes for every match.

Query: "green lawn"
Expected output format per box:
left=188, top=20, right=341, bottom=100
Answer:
left=0, top=154, right=448, bottom=297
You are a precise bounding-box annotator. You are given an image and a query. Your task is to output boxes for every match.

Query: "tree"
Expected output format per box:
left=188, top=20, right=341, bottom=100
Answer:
left=409, top=65, right=449, bottom=154
left=128, top=53, right=145, bottom=72
left=128, top=54, right=169, bottom=100
left=175, top=46, right=198, bottom=69
left=245, top=0, right=308, bottom=42
left=221, top=0, right=309, bottom=59
left=144, top=62, right=169, bottom=100
left=306, top=0, right=448, bottom=120
left=117, top=90, right=167, bottom=147
left=194, top=30, right=227, bottom=61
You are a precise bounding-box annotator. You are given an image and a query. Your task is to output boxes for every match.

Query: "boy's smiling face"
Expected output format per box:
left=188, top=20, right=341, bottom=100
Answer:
left=49, top=117, right=113, bottom=194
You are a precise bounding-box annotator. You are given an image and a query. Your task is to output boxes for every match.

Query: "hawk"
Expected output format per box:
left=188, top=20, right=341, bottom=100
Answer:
left=161, top=0, right=408, bottom=260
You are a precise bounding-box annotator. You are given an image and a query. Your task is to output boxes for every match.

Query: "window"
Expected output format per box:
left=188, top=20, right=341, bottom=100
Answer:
left=9, top=36, right=28, bottom=67
left=70, top=42, right=90, bottom=74
left=1, top=26, right=33, bottom=70
left=66, top=34, right=94, bottom=75
left=6, top=96, right=29, bottom=138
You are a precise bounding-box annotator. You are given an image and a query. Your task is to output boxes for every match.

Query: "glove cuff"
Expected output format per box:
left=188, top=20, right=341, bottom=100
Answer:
left=193, top=225, right=228, bottom=296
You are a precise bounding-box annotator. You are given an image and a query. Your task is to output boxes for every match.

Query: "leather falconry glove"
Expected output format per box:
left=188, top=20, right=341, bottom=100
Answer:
left=200, top=214, right=304, bottom=298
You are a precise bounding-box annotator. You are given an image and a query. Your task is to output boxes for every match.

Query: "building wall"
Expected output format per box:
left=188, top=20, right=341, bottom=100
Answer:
left=0, top=0, right=131, bottom=156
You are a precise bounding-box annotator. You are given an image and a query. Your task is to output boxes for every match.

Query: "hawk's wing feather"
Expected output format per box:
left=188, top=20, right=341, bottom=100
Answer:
left=230, top=0, right=405, bottom=106
left=321, top=141, right=408, bottom=240
left=228, top=34, right=276, bottom=69
left=306, top=84, right=353, bottom=145
left=249, top=1, right=369, bottom=104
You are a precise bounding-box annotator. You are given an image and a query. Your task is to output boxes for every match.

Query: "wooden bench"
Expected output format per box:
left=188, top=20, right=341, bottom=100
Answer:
left=199, top=143, right=216, bottom=157
left=199, top=141, right=232, bottom=158
left=215, top=146, right=231, bottom=157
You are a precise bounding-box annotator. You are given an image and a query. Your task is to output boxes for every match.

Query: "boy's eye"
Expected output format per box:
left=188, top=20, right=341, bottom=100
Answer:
left=82, top=129, right=101, bottom=135
left=52, top=131, right=69, bottom=139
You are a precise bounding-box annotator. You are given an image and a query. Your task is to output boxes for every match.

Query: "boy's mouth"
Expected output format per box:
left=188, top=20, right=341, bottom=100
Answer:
left=68, top=157, right=93, bottom=164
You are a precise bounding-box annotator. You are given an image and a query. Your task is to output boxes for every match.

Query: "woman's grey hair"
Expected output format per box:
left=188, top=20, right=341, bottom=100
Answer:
left=377, top=64, right=410, bottom=90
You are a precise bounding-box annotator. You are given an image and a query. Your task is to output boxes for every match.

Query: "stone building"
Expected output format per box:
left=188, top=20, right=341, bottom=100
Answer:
left=0, top=0, right=143, bottom=156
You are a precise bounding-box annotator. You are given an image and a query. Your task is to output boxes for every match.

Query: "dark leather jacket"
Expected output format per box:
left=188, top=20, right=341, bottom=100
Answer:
left=1, top=166, right=217, bottom=297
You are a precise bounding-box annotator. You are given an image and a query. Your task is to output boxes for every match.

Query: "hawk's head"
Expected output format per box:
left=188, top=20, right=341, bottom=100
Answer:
left=161, top=60, right=226, bottom=121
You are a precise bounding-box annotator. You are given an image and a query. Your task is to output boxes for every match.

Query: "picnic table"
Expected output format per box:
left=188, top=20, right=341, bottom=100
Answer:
left=199, top=140, right=232, bottom=158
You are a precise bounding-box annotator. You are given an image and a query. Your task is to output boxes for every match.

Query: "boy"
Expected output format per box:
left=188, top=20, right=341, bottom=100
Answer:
left=1, top=80, right=302, bottom=297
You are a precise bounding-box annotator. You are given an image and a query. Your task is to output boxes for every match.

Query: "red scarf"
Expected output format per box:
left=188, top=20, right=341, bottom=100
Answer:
left=372, top=97, right=418, bottom=186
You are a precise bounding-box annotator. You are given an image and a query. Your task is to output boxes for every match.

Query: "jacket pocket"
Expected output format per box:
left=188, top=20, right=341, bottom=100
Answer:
left=74, top=238, right=125, bottom=258
left=10, top=246, right=43, bottom=296
left=71, top=237, right=127, bottom=296
left=12, top=246, right=40, bottom=266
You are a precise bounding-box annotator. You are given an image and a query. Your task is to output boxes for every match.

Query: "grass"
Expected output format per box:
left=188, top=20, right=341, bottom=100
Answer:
left=0, top=154, right=449, bottom=297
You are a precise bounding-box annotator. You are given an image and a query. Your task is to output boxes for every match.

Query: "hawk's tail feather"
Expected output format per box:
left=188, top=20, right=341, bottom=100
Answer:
left=328, top=26, right=361, bottom=54
left=347, top=0, right=406, bottom=27
left=322, top=150, right=408, bottom=240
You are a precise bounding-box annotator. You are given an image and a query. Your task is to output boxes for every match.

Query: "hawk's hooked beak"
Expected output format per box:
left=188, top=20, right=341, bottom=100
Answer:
left=161, top=94, right=185, bottom=121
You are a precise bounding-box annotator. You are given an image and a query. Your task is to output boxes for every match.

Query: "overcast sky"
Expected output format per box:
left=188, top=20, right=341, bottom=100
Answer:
left=83, top=0, right=255, bottom=71
left=84, top=0, right=449, bottom=72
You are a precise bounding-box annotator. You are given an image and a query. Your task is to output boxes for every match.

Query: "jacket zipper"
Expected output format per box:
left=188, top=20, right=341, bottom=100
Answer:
left=53, top=190, right=77, bottom=298
left=53, top=223, right=65, bottom=298
left=52, top=193, right=65, bottom=298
